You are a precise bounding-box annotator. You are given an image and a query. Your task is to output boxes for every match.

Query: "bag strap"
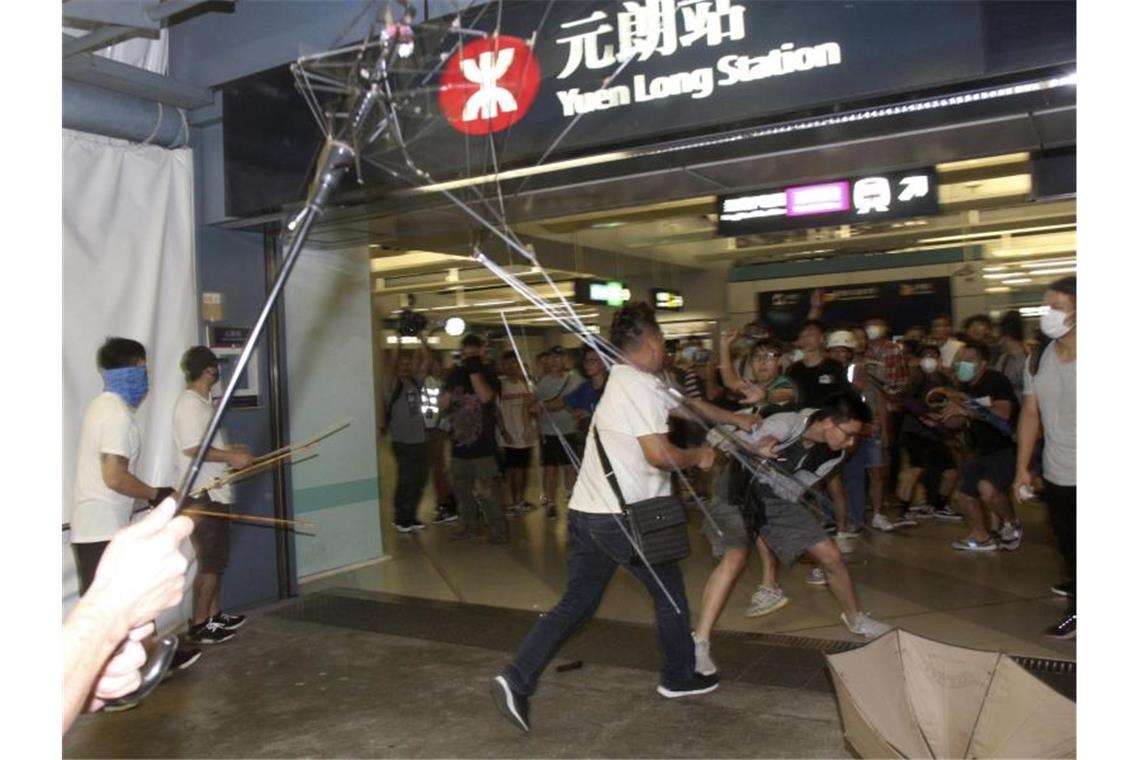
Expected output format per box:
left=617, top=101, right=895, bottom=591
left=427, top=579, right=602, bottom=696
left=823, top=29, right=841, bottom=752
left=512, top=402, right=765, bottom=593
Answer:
left=592, top=425, right=627, bottom=509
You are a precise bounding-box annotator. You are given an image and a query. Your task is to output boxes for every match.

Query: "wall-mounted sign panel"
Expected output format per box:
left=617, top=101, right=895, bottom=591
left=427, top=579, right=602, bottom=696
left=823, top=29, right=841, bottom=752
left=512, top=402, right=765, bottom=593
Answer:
left=651, top=288, right=685, bottom=311
left=223, top=1, right=1074, bottom=217
left=718, top=167, right=939, bottom=236
left=575, top=278, right=631, bottom=306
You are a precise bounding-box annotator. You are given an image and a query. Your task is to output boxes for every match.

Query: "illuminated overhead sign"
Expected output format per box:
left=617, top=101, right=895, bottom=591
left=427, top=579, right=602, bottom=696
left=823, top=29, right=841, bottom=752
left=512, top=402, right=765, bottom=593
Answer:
left=575, top=278, right=632, bottom=306
left=717, top=167, right=939, bottom=236
left=651, top=288, right=685, bottom=311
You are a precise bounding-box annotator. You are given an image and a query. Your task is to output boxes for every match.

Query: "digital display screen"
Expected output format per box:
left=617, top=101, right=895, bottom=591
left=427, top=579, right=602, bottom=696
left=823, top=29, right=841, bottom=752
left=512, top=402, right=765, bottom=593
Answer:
left=651, top=289, right=685, bottom=311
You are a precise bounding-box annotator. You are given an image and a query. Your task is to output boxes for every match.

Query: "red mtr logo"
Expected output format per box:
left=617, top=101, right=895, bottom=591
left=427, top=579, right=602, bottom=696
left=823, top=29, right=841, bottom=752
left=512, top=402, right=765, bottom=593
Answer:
left=438, top=35, right=541, bottom=135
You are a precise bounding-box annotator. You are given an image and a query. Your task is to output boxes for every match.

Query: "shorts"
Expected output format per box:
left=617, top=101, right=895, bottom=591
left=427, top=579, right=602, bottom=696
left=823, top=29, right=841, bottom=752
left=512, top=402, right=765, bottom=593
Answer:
left=757, top=497, right=829, bottom=567
left=958, top=448, right=1016, bottom=498
left=541, top=434, right=578, bottom=467
left=903, top=432, right=955, bottom=470
left=72, top=540, right=110, bottom=596
left=865, top=437, right=884, bottom=467
left=503, top=446, right=532, bottom=470
left=702, top=496, right=750, bottom=558
left=188, top=498, right=232, bottom=575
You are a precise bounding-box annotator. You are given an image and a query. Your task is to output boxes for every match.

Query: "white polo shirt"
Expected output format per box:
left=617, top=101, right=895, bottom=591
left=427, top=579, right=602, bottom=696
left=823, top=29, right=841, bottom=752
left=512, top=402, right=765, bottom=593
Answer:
left=173, top=389, right=234, bottom=504
left=71, top=392, right=141, bottom=544
left=569, top=364, right=680, bottom=514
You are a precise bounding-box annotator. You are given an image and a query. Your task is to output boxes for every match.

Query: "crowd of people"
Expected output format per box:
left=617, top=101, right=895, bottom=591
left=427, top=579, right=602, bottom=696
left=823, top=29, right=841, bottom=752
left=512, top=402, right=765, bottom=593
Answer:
left=376, top=281, right=1076, bottom=734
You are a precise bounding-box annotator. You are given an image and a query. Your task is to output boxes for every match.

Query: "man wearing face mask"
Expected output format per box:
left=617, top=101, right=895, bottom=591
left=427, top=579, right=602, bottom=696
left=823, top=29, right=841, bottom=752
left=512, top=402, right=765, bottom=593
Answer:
left=71, top=338, right=176, bottom=595
left=861, top=316, right=908, bottom=531
left=896, top=345, right=957, bottom=520
left=1015, top=276, right=1076, bottom=639
left=174, top=346, right=256, bottom=645
left=942, top=340, right=1021, bottom=552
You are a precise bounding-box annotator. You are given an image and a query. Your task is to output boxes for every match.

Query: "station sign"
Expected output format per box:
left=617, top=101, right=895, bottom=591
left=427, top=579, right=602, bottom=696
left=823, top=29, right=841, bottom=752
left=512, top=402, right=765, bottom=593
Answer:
left=651, top=288, right=685, bottom=311
left=575, top=278, right=632, bottom=306
left=717, top=167, right=939, bottom=236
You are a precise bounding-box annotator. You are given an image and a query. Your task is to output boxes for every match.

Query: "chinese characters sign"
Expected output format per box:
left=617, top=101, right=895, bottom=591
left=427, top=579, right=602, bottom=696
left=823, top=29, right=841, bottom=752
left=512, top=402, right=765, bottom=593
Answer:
left=717, top=168, right=940, bottom=236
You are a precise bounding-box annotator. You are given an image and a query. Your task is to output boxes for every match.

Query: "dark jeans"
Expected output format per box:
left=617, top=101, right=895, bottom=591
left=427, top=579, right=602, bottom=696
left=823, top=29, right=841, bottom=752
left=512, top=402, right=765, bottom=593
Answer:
left=72, top=541, right=110, bottom=596
left=1043, top=479, right=1076, bottom=612
left=501, top=510, right=695, bottom=696
left=843, top=438, right=872, bottom=527
left=392, top=441, right=430, bottom=525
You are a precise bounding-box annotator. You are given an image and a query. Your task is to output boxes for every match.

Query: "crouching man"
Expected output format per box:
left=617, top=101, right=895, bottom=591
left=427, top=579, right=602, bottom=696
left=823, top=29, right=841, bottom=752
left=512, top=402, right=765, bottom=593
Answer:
left=694, top=392, right=893, bottom=674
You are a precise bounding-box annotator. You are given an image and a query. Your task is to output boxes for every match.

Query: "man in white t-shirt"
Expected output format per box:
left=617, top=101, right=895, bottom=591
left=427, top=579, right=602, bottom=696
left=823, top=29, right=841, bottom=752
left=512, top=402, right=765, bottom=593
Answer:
left=533, top=347, right=582, bottom=518
left=491, top=304, right=756, bottom=733
left=71, top=338, right=175, bottom=594
left=498, top=350, right=538, bottom=512
left=173, top=346, right=254, bottom=646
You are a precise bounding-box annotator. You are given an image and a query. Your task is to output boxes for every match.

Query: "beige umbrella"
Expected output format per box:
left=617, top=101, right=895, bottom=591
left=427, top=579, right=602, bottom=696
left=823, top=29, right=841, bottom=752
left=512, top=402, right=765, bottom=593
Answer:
left=826, top=629, right=1075, bottom=759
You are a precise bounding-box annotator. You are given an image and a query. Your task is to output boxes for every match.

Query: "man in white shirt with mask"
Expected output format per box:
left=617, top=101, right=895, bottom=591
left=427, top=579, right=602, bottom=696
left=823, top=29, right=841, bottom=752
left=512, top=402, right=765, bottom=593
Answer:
left=174, top=346, right=255, bottom=646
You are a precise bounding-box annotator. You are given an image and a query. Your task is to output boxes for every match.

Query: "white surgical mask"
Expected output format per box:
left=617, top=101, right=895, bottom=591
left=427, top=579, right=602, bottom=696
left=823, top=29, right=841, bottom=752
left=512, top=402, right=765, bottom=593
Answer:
left=1040, top=306, right=1073, bottom=339
left=865, top=325, right=885, bottom=341
left=920, top=357, right=938, bottom=373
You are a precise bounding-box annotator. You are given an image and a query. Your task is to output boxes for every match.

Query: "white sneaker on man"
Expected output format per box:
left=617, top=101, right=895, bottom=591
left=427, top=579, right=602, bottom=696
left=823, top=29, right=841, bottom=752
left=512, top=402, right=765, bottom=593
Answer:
left=692, top=632, right=717, bottom=675
left=745, top=586, right=789, bottom=617
left=805, top=568, right=828, bottom=586
left=870, top=513, right=896, bottom=532
left=842, top=611, right=893, bottom=638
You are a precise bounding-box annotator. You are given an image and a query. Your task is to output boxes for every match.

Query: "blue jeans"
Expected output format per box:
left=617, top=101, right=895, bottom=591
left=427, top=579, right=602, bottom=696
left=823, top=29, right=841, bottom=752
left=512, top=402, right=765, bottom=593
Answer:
left=843, top=438, right=873, bottom=527
left=501, top=510, right=695, bottom=696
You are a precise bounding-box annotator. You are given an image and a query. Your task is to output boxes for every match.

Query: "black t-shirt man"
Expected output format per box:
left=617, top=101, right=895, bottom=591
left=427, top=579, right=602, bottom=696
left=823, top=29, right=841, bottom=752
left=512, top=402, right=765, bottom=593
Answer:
left=443, top=361, right=502, bottom=459
left=961, top=369, right=1018, bottom=454
left=787, top=358, right=849, bottom=409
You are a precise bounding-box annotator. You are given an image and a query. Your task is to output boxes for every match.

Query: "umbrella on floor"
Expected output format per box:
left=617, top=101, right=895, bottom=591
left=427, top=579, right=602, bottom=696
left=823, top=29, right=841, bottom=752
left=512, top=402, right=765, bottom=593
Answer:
left=825, top=629, right=1075, bottom=759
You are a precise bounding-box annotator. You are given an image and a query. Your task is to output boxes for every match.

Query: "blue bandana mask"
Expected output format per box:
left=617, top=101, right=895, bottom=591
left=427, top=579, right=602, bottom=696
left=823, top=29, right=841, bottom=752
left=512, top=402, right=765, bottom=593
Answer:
left=104, top=366, right=149, bottom=407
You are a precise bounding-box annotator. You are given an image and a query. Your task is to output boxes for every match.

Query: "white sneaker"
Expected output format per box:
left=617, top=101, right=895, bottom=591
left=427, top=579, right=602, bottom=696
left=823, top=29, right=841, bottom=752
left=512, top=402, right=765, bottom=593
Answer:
left=871, top=513, right=896, bottom=532
left=744, top=586, right=789, bottom=617
left=842, top=611, right=893, bottom=638
left=806, top=568, right=828, bottom=586
left=692, top=632, right=717, bottom=675
left=998, top=521, right=1023, bottom=551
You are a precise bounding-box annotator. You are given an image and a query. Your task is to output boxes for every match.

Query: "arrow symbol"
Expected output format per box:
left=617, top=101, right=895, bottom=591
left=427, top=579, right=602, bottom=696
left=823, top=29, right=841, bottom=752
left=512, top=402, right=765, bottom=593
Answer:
left=898, top=175, right=930, bottom=202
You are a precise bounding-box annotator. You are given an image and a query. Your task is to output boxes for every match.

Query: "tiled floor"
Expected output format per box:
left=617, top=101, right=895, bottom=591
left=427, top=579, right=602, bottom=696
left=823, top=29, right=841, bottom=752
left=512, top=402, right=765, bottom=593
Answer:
left=303, top=444, right=1076, bottom=662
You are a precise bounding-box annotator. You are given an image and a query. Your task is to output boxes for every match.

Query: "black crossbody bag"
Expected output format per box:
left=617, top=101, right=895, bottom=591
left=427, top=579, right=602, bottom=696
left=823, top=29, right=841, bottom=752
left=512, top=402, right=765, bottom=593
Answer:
left=592, top=427, right=690, bottom=566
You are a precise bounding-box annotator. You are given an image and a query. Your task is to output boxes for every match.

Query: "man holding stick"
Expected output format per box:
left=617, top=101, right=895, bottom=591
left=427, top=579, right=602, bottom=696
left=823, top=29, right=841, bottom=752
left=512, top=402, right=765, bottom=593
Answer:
left=173, top=346, right=255, bottom=645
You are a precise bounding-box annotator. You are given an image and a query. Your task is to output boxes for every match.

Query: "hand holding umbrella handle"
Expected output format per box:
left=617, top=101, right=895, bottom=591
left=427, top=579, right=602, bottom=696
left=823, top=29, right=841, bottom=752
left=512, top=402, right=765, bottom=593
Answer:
left=99, top=634, right=179, bottom=711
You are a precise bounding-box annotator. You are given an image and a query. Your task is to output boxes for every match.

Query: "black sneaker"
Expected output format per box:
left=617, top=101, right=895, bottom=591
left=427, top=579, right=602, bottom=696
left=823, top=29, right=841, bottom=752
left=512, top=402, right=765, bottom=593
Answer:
left=393, top=521, right=414, bottom=534
left=1051, top=580, right=1075, bottom=598
left=166, top=647, right=202, bottom=676
left=932, top=506, right=964, bottom=521
left=410, top=519, right=427, bottom=531
left=211, top=612, right=246, bottom=630
left=185, top=620, right=236, bottom=645
left=432, top=506, right=458, bottom=524
left=1044, top=612, right=1076, bottom=640
left=656, top=672, right=720, bottom=698
left=491, top=674, right=530, bottom=733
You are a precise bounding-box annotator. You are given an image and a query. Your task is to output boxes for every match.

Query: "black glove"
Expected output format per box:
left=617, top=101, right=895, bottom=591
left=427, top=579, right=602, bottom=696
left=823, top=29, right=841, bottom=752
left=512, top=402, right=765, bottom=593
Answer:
left=148, top=486, right=175, bottom=507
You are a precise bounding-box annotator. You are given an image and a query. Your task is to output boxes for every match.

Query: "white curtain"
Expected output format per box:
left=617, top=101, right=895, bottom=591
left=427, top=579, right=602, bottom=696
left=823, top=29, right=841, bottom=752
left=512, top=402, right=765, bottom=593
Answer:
left=62, top=129, right=198, bottom=620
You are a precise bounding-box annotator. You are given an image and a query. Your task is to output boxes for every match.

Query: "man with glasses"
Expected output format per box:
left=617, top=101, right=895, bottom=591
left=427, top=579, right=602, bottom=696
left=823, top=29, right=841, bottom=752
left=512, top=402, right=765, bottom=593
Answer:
left=692, top=391, right=892, bottom=676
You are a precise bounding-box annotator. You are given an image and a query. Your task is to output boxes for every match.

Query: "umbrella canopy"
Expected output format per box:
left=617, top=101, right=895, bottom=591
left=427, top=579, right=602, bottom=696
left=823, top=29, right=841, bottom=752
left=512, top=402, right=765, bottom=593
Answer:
left=826, top=630, right=1075, bottom=759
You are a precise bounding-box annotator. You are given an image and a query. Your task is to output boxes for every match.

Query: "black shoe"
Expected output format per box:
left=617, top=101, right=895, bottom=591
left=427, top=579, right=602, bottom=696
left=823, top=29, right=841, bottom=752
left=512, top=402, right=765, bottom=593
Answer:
left=211, top=612, right=246, bottom=630
left=932, top=506, right=963, bottom=522
left=433, top=507, right=458, bottom=524
left=410, top=519, right=427, bottom=531
left=394, top=521, right=414, bottom=534
left=1044, top=612, right=1076, bottom=639
left=1051, top=580, right=1075, bottom=598
left=491, top=675, right=530, bottom=733
left=656, top=672, right=720, bottom=698
left=166, top=647, right=202, bottom=677
left=185, top=620, right=236, bottom=645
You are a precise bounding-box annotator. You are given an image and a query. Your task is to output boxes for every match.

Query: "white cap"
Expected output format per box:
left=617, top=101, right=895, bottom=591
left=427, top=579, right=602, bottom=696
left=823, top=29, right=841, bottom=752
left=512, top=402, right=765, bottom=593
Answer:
left=826, top=330, right=857, bottom=350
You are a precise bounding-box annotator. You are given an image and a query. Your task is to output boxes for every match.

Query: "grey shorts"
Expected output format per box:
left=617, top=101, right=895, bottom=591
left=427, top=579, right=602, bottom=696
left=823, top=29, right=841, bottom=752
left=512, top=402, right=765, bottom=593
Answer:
left=757, top=497, right=829, bottom=567
left=701, top=496, right=750, bottom=558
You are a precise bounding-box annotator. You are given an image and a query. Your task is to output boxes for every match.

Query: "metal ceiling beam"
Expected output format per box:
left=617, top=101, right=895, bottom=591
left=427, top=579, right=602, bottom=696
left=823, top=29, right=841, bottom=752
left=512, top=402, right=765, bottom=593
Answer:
left=147, top=0, right=233, bottom=23
left=64, top=50, right=213, bottom=109
left=63, top=27, right=146, bottom=58
left=64, top=0, right=161, bottom=30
